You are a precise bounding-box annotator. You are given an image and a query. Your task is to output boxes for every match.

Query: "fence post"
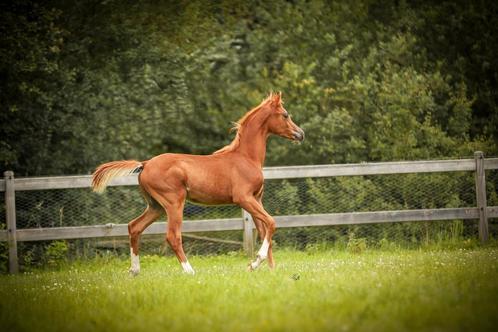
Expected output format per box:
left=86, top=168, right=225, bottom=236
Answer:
left=4, top=171, right=19, bottom=273
left=242, top=209, right=254, bottom=257
left=474, top=151, right=489, bottom=243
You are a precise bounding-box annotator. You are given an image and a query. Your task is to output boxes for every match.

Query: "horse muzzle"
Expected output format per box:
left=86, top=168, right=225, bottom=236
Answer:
left=292, top=128, right=305, bottom=142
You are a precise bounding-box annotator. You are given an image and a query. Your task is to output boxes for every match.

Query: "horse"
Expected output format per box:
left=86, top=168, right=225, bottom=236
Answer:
left=91, top=92, right=304, bottom=275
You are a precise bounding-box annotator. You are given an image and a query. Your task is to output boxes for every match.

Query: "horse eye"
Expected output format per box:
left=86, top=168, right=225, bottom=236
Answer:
left=283, top=112, right=289, bottom=119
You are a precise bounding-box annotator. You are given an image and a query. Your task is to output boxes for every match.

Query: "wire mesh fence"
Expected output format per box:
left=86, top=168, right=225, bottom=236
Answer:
left=265, top=172, right=480, bottom=249
left=486, top=169, right=498, bottom=240
left=3, top=165, right=495, bottom=273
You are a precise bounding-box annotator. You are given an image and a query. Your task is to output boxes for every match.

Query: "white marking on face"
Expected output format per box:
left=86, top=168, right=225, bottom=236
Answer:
left=181, top=261, right=195, bottom=275
left=257, top=238, right=269, bottom=260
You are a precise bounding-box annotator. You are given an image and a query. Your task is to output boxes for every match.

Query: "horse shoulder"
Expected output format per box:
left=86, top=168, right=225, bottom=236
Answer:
left=229, top=156, right=262, bottom=180
left=229, top=159, right=264, bottom=201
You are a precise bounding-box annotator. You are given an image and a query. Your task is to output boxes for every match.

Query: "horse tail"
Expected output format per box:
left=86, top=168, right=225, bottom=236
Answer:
left=92, top=160, right=144, bottom=193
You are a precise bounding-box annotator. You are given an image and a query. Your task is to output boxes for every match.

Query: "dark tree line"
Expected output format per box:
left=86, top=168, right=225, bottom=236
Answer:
left=1, top=0, right=497, bottom=176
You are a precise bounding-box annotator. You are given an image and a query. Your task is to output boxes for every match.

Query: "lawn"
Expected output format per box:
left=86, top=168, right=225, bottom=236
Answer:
left=1, top=247, right=498, bottom=332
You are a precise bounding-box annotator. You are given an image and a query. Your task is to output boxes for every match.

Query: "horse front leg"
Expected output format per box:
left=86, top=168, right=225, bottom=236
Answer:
left=165, top=201, right=195, bottom=275
left=251, top=215, right=275, bottom=269
left=238, top=197, right=276, bottom=270
left=255, top=194, right=275, bottom=269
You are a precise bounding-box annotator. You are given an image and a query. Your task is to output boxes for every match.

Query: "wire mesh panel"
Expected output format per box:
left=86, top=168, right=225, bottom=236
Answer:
left=14, top=186, right=242, bottom=229
left=0, top=191, right=7, bottom=273
left=486, top=169, right=498, bottom=238
left=15, top=187, right=144, bottom=228
left=260, top=171, right=478, bottom=250
left=16, top=230, right=244, bottom=270
left=263, top=172, right=476, bottom=215
left=14, top=186, right=244, bottom=268
left=3, top=162, right=498, bottom=271
left=272, top=220, right=479, bottom=252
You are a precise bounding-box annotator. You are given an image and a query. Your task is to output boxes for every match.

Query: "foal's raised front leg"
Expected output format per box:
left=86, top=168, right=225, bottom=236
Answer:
left=238, top=196, right=276, bottom=270
left=251, top=214, right=276, bottom=269
left=254, top=194, right=275, bottom=268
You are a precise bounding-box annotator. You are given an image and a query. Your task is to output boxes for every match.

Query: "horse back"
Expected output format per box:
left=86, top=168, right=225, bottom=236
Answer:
left=139, top=153, right=263, bottom=205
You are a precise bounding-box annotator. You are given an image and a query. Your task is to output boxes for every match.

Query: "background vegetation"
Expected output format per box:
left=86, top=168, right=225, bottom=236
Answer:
left=1, top=0, right=497, bottom=177
left=1, top=5, right=498, bottom=331
left=1, top=1, right=498, bottom=271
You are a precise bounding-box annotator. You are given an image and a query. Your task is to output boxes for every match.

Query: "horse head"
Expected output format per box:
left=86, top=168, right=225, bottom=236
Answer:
left=264, top=92, right=305, bottom=142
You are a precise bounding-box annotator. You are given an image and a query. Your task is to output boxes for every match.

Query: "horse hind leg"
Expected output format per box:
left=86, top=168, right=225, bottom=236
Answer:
left=128, top=206, right=161, bottom=276
left=151, top=188, right=194, bottom=275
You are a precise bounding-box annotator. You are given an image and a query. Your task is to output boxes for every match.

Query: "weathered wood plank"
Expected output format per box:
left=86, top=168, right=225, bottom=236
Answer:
left=263, top=159, right=478, bottom=179
left=475, top=152, right=489, bottom=242
left=242, top=209, right=254, bottom=257
left=8, top=158, right=498, bottom=191
left=484, top=158, right=498, bottom=170
left=486, top=206, right=498, bottom=218
left=14, top=223, right=130, bottom=241
left=4, top=171, right=19, bottom=273
left=182, top=233, right=242, bottom=245
left=273, top=207, right=484, bottom=228
left=14, top=218, right=243, bottom=242
left=8, top=207, right=497, bottom=242
left=13, top=175, right=138, bottom=191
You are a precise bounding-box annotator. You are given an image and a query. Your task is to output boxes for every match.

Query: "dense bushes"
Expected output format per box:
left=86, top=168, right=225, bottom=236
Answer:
left=1, top=0, right=497, bottom=176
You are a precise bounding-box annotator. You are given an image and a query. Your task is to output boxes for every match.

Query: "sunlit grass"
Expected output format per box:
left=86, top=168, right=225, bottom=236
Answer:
left=1, top=247, right=498, bottom=332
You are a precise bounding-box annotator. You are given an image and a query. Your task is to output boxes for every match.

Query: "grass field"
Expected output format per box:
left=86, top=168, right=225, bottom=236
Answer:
left=1, top=247, right=498, bottom=332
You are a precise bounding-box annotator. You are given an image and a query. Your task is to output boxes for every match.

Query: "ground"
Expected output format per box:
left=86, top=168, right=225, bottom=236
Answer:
left=1, top=247, right=498, bottom=332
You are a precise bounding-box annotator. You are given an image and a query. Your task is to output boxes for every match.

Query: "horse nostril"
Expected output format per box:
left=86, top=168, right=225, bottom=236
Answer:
left=293, top=130, right=304, bottom=141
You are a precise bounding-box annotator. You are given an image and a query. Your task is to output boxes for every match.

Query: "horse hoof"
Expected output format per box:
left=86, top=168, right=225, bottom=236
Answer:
left=248, top=260, right=261, bottom=271
left=129, top=268, right=140, bottom=277
left=181, top=261, right=195, bottom=275
left=183, top=269, right=195, bottom=275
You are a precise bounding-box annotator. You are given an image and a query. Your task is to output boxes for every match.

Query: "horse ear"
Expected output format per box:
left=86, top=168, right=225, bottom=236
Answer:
left=272, top=92, right=282, bottom=105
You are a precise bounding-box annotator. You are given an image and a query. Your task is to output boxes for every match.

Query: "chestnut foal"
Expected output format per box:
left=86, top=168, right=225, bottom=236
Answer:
left=92, top=93, right=304, bottom=275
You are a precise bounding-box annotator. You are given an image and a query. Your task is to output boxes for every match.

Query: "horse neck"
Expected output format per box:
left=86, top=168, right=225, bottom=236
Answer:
left=236, top=117, right=269, bottom=167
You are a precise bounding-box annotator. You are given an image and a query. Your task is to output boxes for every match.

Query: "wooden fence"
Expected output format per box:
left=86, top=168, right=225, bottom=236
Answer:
left=2, top=151, right=497, bottom=273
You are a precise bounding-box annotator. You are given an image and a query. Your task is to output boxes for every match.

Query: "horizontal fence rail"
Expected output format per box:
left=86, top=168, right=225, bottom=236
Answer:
left=2, top=157, right=498, bottom=192
left=2, top=152, right=497, bottom=273
left=1, top=207, right=497, bottom=243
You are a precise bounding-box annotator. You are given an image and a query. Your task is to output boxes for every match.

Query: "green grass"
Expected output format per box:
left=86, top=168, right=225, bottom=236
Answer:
left=1, top=247, right=498, bottom=332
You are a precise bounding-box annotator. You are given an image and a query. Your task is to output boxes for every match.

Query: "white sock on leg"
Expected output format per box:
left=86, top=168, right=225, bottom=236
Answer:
left=181, top=260, right=195, bottom=275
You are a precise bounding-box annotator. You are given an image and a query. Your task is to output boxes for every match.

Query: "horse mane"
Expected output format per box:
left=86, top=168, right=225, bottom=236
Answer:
left=213, top=92, right=282, bottom=155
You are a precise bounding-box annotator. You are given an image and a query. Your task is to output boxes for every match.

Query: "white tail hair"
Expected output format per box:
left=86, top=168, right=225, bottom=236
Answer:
left=92, top=160, right=143, bottom=193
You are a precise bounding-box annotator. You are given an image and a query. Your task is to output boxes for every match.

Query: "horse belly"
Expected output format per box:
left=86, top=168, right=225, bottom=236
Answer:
left=185, top=176, right=233, bottom=205
left=186, top=186, right=233, bottom=205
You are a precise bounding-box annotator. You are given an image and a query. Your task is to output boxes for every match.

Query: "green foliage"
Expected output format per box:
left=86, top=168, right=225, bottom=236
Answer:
left=378, top=237, right=399, bottom=251
left=346, top=232, right=367, bottom=254
left=43, top=240, right=68, bottom=267
left=1, top=1, right=497, bottom=264
left=1, top=0, right=497, bottom=176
